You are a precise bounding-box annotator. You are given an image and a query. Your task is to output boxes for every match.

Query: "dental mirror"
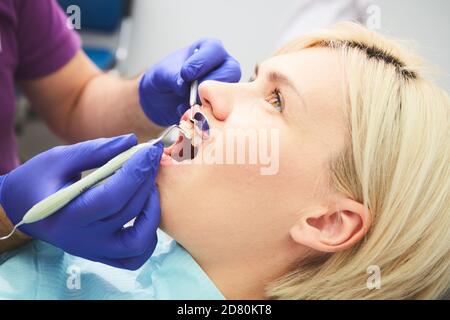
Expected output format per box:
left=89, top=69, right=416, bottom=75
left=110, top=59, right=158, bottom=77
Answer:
left=192, top=111, right=210, bottom=141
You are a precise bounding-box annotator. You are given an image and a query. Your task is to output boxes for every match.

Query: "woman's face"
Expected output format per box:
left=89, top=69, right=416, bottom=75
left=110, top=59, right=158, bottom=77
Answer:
left=156, top=47, right=347, bottom=261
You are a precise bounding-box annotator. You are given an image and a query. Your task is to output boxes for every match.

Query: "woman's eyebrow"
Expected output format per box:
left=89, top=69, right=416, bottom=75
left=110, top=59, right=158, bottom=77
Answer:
left=255, top=63, right=307, bottom=111
left=253, top=63, right=308, bottom=113
left=267, top=71, right=299, bottom=95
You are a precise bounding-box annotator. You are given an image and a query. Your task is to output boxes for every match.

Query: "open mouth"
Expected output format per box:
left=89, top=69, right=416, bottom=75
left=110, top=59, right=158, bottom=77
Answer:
left=162, top=119, right=199, bottom=164
left=161, top=110, right=210, bottom=165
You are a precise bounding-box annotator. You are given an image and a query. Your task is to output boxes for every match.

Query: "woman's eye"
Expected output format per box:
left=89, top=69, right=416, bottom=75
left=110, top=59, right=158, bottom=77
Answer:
left=265, top=89, right=283, bottom=112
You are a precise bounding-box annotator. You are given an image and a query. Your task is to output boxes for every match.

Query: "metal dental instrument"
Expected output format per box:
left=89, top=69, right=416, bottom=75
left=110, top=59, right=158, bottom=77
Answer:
left=189, top=49, right=209, bottom=147
left=0, top=125, right=190, bottom=241
left=189, top=79, right=199, bottom=117
left=189, top=48, right=199, bottom=123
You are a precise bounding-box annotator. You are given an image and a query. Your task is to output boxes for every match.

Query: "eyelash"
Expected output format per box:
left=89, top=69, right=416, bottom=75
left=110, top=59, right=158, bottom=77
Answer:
left=249, top=75, right=284, bottom=113
left=266, top=88, right=283, bottom=113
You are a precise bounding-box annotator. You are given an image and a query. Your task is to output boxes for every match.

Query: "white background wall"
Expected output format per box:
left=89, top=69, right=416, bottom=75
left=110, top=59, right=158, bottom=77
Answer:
left=124, top=0, right=300, bottom=81
left=375, top=0, right=450, bottom=90
left=125, top=0, right=450, bottom=90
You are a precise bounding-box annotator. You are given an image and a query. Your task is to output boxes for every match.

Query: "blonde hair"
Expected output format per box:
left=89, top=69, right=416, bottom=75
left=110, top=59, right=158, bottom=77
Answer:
left=267, top=22, right=450, bottom=299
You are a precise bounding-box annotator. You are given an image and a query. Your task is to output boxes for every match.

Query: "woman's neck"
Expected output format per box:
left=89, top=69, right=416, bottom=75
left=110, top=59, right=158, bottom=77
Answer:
left=202, top=260, right=268, bottom=299
left=194, top=246, right=296, bottom=300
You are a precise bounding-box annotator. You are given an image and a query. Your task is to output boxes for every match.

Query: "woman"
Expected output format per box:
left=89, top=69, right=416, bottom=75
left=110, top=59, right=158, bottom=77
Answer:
left=0, top=23, right=448, bottom=299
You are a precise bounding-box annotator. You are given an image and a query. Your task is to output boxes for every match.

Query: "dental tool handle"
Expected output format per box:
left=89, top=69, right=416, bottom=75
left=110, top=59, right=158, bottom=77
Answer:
left=190, top=79, right=198, bottom=107
left=19, top=141, right=154, bottom=226
left=189, top=48, right=200, bottom=110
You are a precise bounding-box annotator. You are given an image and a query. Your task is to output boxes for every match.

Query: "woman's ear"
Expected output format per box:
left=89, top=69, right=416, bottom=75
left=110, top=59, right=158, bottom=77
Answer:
left=289, top=199, right=371, bottom=252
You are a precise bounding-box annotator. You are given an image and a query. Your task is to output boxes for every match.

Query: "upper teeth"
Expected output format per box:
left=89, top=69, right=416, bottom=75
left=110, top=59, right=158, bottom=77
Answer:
left=179, top=120, right=193, bottom=140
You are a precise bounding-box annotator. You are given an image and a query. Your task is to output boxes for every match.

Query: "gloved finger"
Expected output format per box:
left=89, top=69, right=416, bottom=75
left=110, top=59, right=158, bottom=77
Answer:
left=98, top=186, right=160, bottom=259
left=176, top=102, right=190, bottom=118
left=97, top=232, right=158, bottom=270
left=98, top=233, right=158, bottom=271
left=52, top=134, right=138, bottom=177
left=180, top=38, right=228, bottom=82
left=101, top=168, right=157, bottom=229
left=141, top=69, right=189, bottom=99
left=140, top=88, right=187, bottom=127
left=198, top=57, right=242, bottom=84
left=190, top=58, right=241, bottom=104
left=116, top=187, right=161, bottom=257
left=59, top=143, right=163, bottom=225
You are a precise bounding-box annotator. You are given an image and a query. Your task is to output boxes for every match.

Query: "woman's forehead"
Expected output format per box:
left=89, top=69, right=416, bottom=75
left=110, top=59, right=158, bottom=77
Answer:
left=263, top=49, right=344, bottom=113
left=263, top=48, right=341, bottom=80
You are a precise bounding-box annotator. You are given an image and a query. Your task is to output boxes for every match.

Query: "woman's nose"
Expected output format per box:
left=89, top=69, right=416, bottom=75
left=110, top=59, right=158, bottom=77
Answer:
left=198, top=80, right=236, bottom=121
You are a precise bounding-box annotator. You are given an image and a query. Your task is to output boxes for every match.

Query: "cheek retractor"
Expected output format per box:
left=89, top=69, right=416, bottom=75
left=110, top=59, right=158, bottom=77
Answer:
left=179, top=111, right=210, bottom=145
left=0, top=125, right=190, bottom=241
left=192, top=110, right=210, bottom=145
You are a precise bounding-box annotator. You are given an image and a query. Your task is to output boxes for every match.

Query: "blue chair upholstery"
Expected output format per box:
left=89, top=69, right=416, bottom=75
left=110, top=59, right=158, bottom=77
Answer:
left=83, top=48, right=116, bottom=70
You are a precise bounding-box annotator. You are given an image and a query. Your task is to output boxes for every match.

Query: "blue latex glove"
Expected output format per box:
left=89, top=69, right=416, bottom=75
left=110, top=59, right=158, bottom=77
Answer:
left=0, top=135, right=164, bottom=270
left=139, top=38, right=241, bottom=126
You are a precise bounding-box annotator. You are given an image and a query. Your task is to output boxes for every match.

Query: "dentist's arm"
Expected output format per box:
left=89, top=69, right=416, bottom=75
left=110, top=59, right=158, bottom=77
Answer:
left=19, top=51, right=160, bottom=143
left=19, top=38, right=241, bottom=144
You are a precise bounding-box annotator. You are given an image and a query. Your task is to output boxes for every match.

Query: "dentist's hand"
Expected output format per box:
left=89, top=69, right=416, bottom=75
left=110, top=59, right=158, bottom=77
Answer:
left=139, top=38, right=241, bottom=126
left=0, top=135, right=163, bottom=270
